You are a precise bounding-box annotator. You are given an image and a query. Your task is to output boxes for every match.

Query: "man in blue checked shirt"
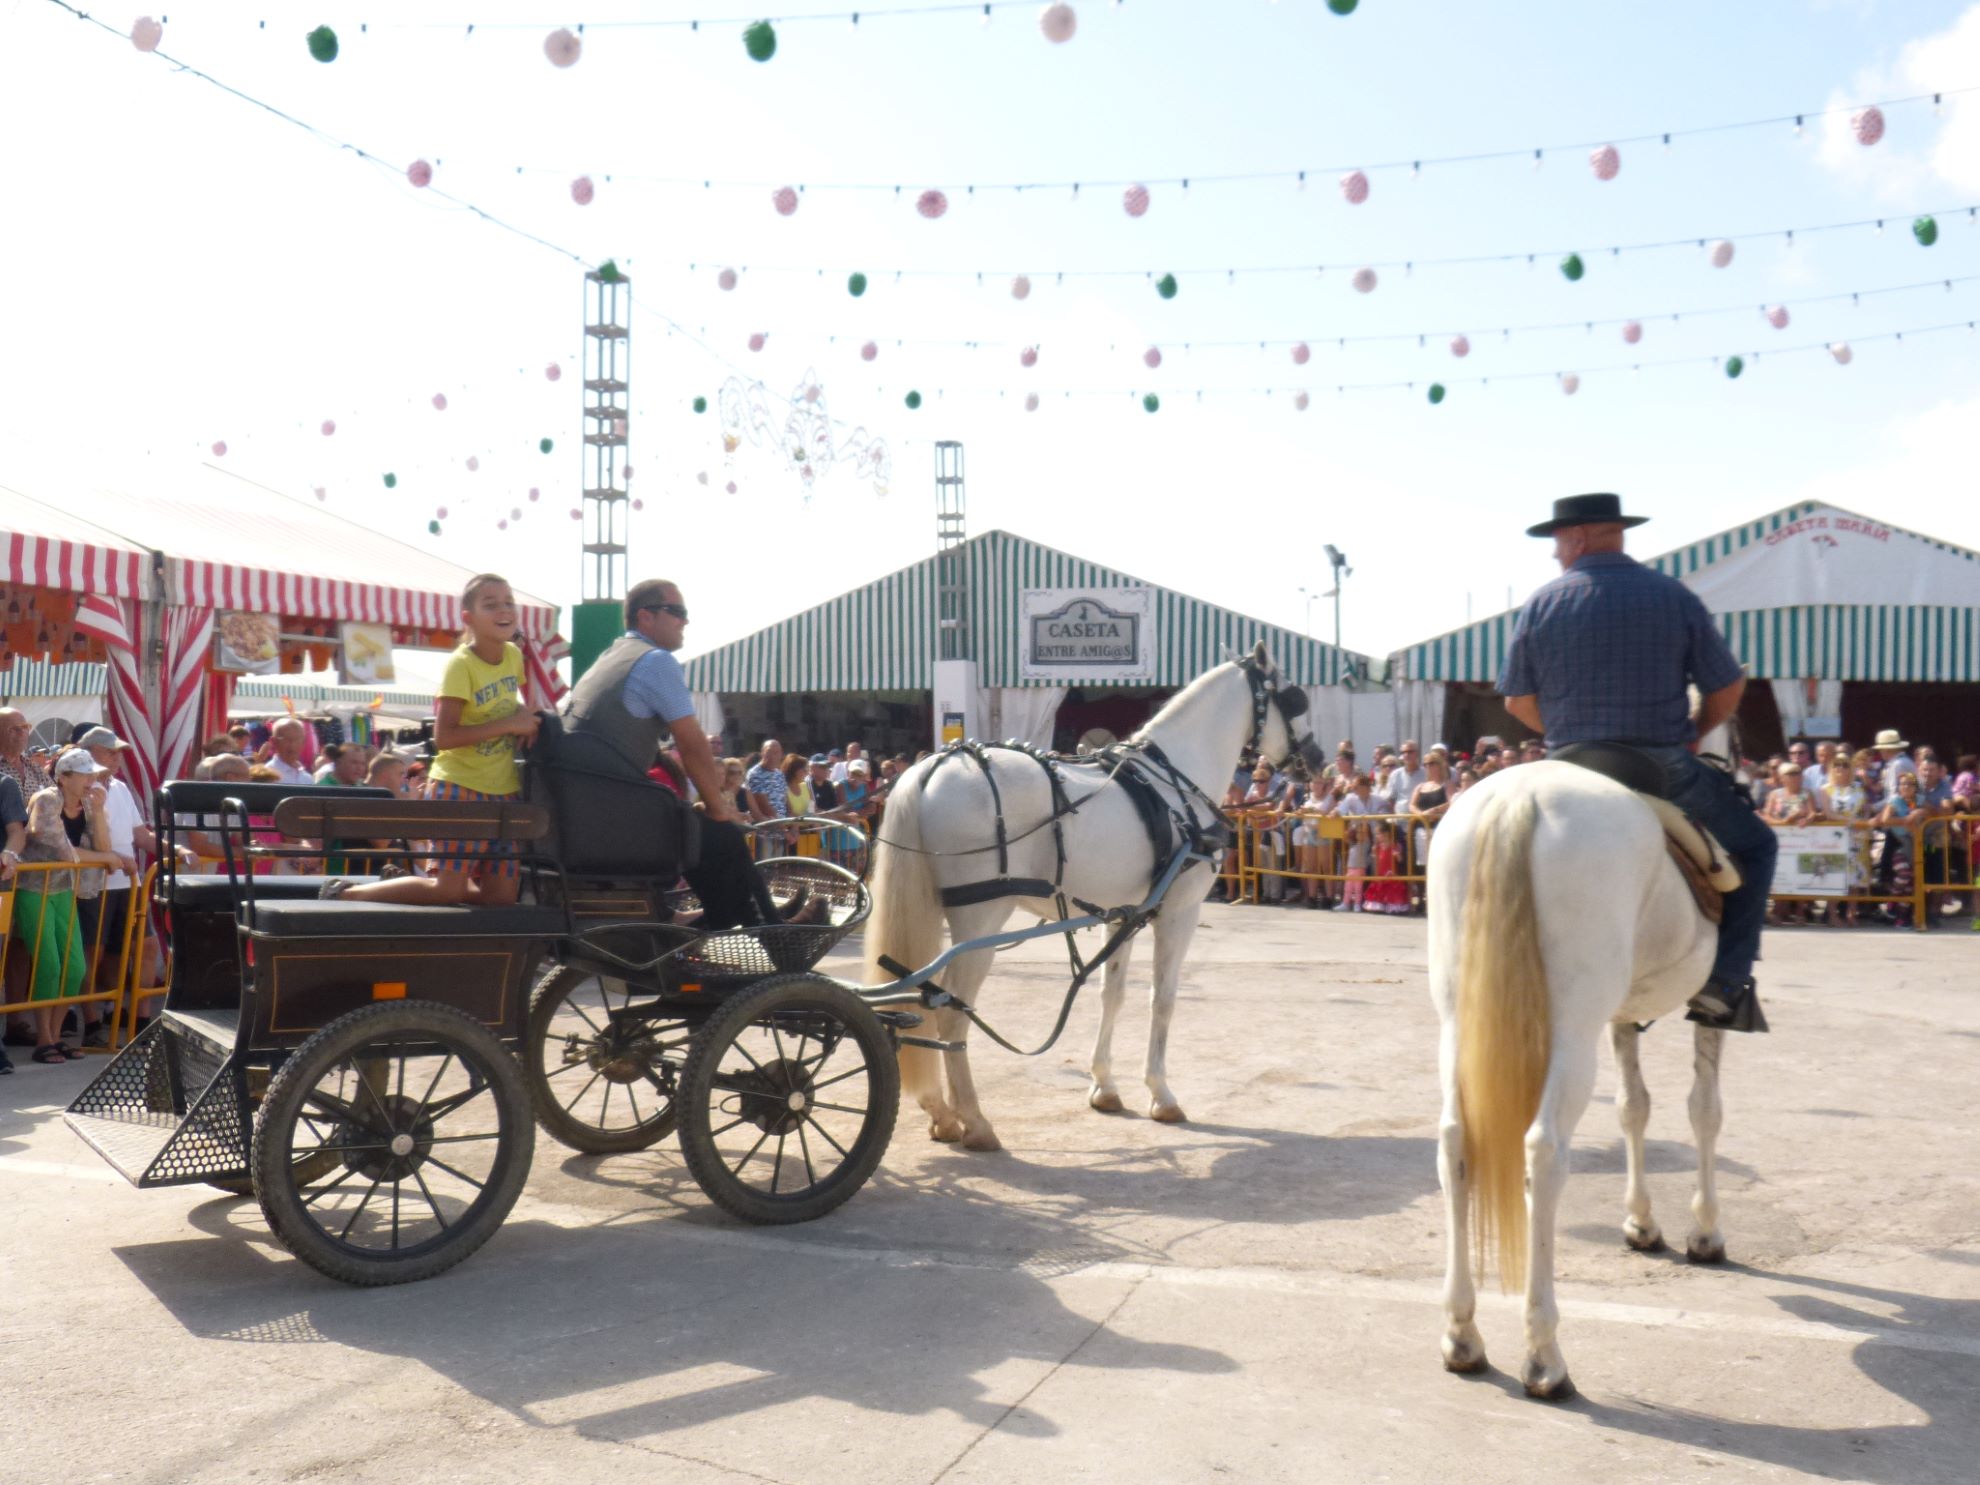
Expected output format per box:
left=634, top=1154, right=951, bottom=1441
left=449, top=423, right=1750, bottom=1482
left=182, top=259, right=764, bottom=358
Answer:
left=1498, top=494, right=1777, bottom=1033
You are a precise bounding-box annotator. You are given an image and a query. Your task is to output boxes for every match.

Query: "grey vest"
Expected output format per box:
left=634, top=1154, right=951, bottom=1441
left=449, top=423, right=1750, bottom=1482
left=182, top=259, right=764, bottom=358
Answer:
left=560, top=634, right=670, bottom=775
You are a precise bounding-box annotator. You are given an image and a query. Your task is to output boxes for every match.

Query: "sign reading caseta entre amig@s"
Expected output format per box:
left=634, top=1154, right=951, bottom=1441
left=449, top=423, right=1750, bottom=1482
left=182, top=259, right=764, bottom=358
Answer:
left=1018, top=588, right=1154, bottom=682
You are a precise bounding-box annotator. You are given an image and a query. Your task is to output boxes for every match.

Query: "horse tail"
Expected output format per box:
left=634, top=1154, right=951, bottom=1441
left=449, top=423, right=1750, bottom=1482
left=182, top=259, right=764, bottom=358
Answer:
left=1456, top=786, right=1550, bottom=1293
left=864, top=769, right=947, bottom=1105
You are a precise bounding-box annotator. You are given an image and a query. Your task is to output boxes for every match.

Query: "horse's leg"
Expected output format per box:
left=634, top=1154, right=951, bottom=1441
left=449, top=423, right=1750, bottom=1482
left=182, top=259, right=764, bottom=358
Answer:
left=1610, top=1022, right=1664, bottom=1252
left=1143, top=890, right=1204, bottom=1123
left=1685, top=1025, right=1728, bottom=1263
left=1087, top=941, right=1133, bottom=1113
left=1521, top=1037, right=1598, bottom=1401
left=929, top=934, right=1003, bottom=1152
left=1435, top=1020, right=1486, bottom=1373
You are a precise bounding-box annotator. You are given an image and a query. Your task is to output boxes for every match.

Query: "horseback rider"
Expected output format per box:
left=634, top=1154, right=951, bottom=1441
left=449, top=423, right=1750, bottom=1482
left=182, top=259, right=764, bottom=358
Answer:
left=1497, top=494, right=1778, bottom=1032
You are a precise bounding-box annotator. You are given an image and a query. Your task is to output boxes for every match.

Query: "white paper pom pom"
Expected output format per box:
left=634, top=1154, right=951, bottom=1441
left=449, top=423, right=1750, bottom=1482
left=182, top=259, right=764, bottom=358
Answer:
left=545, top=27, right=581, bottom=67
left=131, top=16, right=163, bottom=51
left=1621, top=320, right=1643, bottom=345
left=1123, top=183, right=1150, bottom=218
left=465, top=457, right=478, bottom=473
left=511, top=508, right=522, bottom=520
left=1709, top=239, right=1735, bottom=269
left=1294, top=390, right=1310, bottom=411
left=748, top=332, right=766, bottom=352
left=320, top=419, right=336, bottom=436
left=1039, top=3, right=1077, bottom=43
left=1829, top=342, right=1853, bottom=365
left=432, top=393, right=448, bottom=411
left=545, top=362, right=562, bottom=381
left=1020, top=346, right=1038, bottom=368
left=1449, top=335, right=1470, bottom=358
left=916, top=189, right=949, bottom=220
left=1339, top=169, right=1369, bottom=205
left=1351, top=267, right=1378, bottom=294
left=1559, top=373, right=1581, bottom=396
left=210, top=440, right=227, bottom=457
left=717, top=267, right=738, bottom=292
left=1851, top=106, right=1885, bottom=147
left=1291, top=342, right=1311, bottom=365
left=772, top=185, right=799, bottom=216
left=1024, top=392, right=1040, bottom=412
left=571, top=176, right=595, bottom=206
left=1143, top=346, right=1162, bottom=369
left=1011, top=275, right=1032, bottom=301
left=697, top=471, right=709, bottom=485
left=1589, top=144, right=1620, bottom=182
left=407, top=159, right=433, bottom=189
left=1765, top=305, right=1790, bottom=330
left=861, top=340, right=879, bottom=361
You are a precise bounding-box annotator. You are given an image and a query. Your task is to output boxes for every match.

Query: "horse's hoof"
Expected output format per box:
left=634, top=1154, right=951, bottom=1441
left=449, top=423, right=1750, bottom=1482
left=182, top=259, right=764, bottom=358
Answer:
left=961, top=1128, right=1003, bottom=1152
left=929, top=1117, right=966, bottom=1143
left=1623, top=1220, right=1666, bottom=1253
left=1520, top=1362, right=1576, bottom=1401
left=1441, top=1335, right=1488, bottom=1374
left=1148, top=1102, right=1187, bottom=1125
left=1686, top=1234, right=1727, bottom=1265
left=1088, top=1087, right=1125, bottom=1113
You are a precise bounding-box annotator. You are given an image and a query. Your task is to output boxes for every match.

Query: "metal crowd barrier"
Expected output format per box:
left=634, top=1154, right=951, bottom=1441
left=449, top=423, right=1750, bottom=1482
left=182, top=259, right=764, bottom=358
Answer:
left=0, top=858, right=151, bottom=1049
left=1231, top=805, right=1437, bottom=907
left=1772, top=812, right=1975, bottom=931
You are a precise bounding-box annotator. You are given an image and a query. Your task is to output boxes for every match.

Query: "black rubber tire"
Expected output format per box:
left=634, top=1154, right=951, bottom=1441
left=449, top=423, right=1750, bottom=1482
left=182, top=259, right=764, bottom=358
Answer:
left=253, top=1002, right=533, bottom=1286
left=677, top=974, right=898, bottom=1226
left=524, top=963, right=690, bottom=1154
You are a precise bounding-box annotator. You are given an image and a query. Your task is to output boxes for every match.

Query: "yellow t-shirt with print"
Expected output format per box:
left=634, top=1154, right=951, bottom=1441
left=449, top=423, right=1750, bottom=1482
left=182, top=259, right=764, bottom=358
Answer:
left=429, top=642, right=525, bottom=796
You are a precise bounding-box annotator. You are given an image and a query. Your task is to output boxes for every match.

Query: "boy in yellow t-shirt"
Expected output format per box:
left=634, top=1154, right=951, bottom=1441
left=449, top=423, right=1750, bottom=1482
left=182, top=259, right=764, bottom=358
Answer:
left=332, top=574, right=540, bottom=906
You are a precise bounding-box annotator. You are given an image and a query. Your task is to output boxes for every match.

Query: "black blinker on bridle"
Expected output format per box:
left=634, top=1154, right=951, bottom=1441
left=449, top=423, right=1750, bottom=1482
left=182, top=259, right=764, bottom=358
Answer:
left=1241, top=656, right=1314, bottom=775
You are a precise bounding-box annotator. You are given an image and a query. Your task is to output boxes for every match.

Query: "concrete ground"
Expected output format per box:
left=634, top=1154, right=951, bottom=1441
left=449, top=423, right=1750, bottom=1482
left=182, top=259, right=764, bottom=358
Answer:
left=5, top=908, right=1978, bottom=1485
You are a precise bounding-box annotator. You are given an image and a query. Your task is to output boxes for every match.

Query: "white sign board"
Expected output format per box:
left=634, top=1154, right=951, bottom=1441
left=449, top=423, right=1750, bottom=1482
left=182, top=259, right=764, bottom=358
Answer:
left=1018, top=588, right=1154, bottom=683
left=1771, top=824, right=1853, bottom=897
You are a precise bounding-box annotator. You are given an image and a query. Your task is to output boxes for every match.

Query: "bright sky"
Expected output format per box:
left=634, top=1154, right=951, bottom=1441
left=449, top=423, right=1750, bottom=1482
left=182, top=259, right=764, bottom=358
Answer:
left=3, top=0, right=1977, bottom=674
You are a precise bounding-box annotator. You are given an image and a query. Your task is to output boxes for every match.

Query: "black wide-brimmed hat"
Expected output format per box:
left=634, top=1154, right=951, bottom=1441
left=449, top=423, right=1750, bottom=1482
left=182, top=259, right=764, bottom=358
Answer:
left=1526, top=492, right=1649, bottom=538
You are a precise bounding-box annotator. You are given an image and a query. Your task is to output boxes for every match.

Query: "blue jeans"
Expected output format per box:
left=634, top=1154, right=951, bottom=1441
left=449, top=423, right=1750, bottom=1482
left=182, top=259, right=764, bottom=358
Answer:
left=1639, top=746, right=1779, bottom=985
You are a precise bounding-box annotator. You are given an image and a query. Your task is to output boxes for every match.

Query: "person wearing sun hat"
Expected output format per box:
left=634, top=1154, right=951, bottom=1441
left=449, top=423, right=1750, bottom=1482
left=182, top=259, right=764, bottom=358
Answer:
left=1869, top=728, right=1916, bottom=793
left=1497, top=493, right=1779, bottom=1032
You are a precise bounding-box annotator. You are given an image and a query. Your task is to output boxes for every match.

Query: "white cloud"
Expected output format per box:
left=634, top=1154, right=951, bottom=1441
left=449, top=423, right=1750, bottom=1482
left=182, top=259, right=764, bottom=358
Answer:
left=1816, top=4, right=1980, bottom=201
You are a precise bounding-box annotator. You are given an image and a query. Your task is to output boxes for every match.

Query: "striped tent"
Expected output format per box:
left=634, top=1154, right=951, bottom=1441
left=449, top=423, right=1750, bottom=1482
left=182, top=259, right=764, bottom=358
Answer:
left=1394, top=502, right=1980, bottom=683
left=684, top=528, right=1365, bottom=693
left=0, top=661, right=109, bottom=698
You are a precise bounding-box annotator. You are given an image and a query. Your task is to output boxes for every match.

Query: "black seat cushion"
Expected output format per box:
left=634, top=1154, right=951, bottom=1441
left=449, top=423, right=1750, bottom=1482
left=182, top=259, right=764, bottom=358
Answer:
left=167, top=875, right=377, bottom=912
left=522, top=714, right=700, bottom=878
left=249, top=900, right=568, bottom=940
left=1553, top=741, right=1668, bottom=797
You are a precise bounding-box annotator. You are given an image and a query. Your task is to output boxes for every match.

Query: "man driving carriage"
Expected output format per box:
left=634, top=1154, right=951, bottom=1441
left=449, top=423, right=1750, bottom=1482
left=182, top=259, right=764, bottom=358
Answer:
left=1497, top=493, right=1778, bottom=1033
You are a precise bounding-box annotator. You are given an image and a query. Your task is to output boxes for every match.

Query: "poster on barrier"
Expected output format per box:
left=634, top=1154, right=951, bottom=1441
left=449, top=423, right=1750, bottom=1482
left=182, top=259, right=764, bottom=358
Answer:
left=1771, top=824, right=1852, bottom=896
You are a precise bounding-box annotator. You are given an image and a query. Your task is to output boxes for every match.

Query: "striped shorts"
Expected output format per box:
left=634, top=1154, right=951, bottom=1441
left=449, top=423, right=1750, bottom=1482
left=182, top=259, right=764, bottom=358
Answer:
left=424, top=779, right=521, bottom=880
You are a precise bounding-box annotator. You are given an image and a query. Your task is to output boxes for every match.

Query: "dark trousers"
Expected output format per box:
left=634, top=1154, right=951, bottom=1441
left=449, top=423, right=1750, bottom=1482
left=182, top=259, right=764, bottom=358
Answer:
left=683, top=819, right=778, bottom=931
left=1642, top=746, right=1779, bottom=985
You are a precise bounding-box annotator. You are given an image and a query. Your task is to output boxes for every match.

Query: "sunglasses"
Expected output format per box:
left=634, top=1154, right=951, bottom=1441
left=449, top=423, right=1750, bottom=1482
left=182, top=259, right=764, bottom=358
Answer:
left=642, top=602, right=689, bottom=621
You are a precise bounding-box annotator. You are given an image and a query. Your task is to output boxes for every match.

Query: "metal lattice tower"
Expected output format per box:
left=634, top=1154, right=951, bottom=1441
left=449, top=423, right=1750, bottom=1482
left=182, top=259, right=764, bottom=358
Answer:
left=935, top=441, right=968, bottom=661
left=581, top=270, right=630, bottom=602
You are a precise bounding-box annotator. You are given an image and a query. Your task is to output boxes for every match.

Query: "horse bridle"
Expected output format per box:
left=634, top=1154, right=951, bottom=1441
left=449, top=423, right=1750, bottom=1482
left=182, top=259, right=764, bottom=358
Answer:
left=1239, top=654, right=1322, bottom=775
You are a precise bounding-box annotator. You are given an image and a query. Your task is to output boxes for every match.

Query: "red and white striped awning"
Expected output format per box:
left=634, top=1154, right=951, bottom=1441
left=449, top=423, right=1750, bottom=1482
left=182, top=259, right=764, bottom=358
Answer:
left=0, top=485, right=154, bottom=599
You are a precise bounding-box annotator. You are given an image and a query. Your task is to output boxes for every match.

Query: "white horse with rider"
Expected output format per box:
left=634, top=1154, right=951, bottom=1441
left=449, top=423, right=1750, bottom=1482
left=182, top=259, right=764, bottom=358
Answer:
left=863, top=644, right=1324, bottom=1151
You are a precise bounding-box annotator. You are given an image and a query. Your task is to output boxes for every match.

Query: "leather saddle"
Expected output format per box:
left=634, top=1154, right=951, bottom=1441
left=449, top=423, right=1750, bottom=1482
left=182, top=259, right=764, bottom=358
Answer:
left=1552, top=742, right=1742, bottom=924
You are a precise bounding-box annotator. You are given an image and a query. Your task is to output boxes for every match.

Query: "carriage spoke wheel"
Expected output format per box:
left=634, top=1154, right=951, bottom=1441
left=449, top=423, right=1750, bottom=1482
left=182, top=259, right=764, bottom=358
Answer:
left=525, top=964, right=691, bottom=1154
left=677, top=974, right=898, bottom=1225
left=253, top=1002, right=533, bottom=1286
left=206, top=1067, right=345, bottom=1198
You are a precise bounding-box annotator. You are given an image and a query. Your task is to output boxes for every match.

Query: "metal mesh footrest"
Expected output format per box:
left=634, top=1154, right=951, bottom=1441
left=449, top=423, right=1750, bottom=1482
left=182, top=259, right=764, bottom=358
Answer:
left=663, top=858, right=870, bottom=985
left=64, top=1019, right=251, bottom=1187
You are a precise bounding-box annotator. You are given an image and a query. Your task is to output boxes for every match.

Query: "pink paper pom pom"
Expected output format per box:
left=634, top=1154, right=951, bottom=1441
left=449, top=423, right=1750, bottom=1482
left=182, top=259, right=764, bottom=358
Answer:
left=717, top=267, right=738, bottom=292
left=1829, top=342, right=1853, bottom=365
left=1039, top=3, right=1077, bottom=43
left=569, top=508, right=583, bottom=521
left=631, top=499, right=644, bottom=512
left=1351, top=267, right=1378, bottom=294
left=499, top=520, right=508, bottom=531
left=432, top=393, right=448, bottom=411
left=210, top=440, right=227, bottom=457
left=1020, top=346, right=1038, bottom=368
left=861, top=341, right=879, bottom=361
left=571, top=176, right=595, bottom=206
left=545, top=363, right=562, bottom=382
left=1709, top=239, right=1735, bottom=269
left=1294, top=391, right=1310, bottom=411
left=772, top=185, right=800, bottom=217
left=131, top=17, right=162, bottom=51
left=436, top=506, right=450, bottom=519
left=623, top=465, right=635, bottom=478
left=613, top=418, right=627, bottom=437
left=1339, top=169, right=1369, bottom=205
left=1291, top=342, right=1311, bottom=365
left=1851, top=106, right=1885, bottom=147
left=1143, top=346, right=1162, bottom=369
left=465, top=457, right=478, bottom=473
left=528, top=487, right=540, bottom=501
left=313, top=487, right=327, bottom=502
left=1765, top=305, right=1790, bottom=329
left=748, top=332, right=766, bottom=352
left=917, top=189, right=948, bottom=220
left=1449, top=335, right=1470, bottom=358
left=726, top=481, right=738, bottom=494
left=1589, top=144, right=1620, bottom=182
left=1011, top=275, right=1032, bottom=301
left=407, top=159, right=433, bottom=189
left=1621, top=320, right=1643, bottom=345
left=1559, top=373, right=1581, bottom=396
left=1024, top=392, right=1040, bottom=412
left=545, top=27, right=581, bottom=68
left=1122, top=184, right=1150, bottom=218
left=320, top=419, right=336, bottom=436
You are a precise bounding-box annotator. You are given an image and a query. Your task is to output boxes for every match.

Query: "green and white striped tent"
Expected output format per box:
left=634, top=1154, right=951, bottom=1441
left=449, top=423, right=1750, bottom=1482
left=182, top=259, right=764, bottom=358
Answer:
left=0, top=660, right=109, bottom=699
left=1395, top=502, right=1980, bottom=684
left=684, top=528, right=1365, bottom=693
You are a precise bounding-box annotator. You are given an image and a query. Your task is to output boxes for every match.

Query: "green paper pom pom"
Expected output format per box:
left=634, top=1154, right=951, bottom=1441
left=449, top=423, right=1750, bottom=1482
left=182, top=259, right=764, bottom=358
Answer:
left=692, top=396, right=707, bottom=414
left=596, top=259, right=623, bottom=283
left=1143, top=393, right=1160, bottom=413
left=904, top=390, right=922, bottom=410
left=306, top=25, right=338, bottom=63
left=539, top=437, right=554, bottom=453
left=1560, top=253, right=1585, bottom=282
left=1913, top=215, right=1939, bottom=247
left=1328, top=0, right=1359, bottom=13
left=743, top=20, right=777, bottom=62
left=847, top=272, right=868, bottom=297
left=1428, top=383, right=1446, bottom=405
left=1155, top=273, right=1178, bottom=300
left=1724, top=355, right=1744, bottom=380
left=427, top=519, right=441, bottom=535
left=382, top=473, right=397, bottom=489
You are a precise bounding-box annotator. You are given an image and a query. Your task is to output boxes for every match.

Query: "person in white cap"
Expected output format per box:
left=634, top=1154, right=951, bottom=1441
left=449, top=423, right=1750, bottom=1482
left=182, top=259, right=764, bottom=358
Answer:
left=1870, top=729, right=1915, bottom=792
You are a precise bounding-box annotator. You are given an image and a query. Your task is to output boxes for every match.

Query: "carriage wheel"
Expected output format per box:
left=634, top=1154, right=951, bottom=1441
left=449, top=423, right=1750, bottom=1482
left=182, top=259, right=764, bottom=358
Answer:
left=253, top=1002, right=533, bottom=1286
left=525, top=964, right=692, bottom=1154
left=677, top=974, right=899, bottom=1226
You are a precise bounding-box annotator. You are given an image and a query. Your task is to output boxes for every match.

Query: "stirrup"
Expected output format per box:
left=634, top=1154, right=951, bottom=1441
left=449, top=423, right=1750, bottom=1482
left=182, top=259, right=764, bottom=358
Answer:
left=1686, top=976, right=1769, bottom=1034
